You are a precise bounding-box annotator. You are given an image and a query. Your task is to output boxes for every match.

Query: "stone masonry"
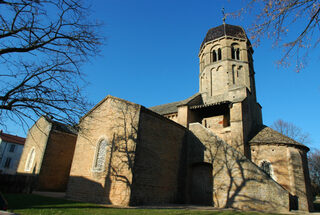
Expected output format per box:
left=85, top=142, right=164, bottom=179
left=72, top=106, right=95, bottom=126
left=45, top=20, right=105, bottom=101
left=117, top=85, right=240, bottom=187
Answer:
left=17, top=116, right=77, bottom=191
left=18, top=23, right=313, bottom=212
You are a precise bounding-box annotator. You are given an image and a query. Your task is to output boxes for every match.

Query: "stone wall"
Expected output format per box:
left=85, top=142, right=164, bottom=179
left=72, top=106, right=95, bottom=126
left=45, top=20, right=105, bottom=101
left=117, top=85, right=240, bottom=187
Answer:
left=251, top=144, right=291, bottom=191
left=188, top=123, right=290, bottom=212
left=228, top=97, right=262, bottom=158
left=288, top=147, right=313, bottom=211
left=229, top=102, right=246, bottom=155
left=17, top=116, right=52, bottom=174
left=251, top=144, right=313, bottom=211
left=199, top=37, right=252, bottom=104
left=130, top=107, right=187, bottom=205
left=17, top=116, right=77, bottom=192
left=300, top=150, right=314, bottom=211
left=37, top=130, right=76, bottom=191
left=241, top=95, right=263, bottom=158
left=66, top=96, right=141, bottom=206
left=202, top=115, right=224, bottom=131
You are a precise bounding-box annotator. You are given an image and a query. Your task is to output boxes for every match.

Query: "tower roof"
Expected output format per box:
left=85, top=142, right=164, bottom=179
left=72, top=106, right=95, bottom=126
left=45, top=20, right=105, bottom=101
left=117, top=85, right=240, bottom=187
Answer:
left=249, top=126, right=309, bottom=151
left=200, top=24, right=247, bottom=50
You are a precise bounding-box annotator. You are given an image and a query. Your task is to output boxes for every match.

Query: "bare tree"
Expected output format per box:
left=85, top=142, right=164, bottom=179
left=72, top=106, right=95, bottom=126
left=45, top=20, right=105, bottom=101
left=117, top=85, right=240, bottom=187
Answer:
left=271, top=119, right=310, bottom=145
left=308, top=150, right=320, bottom=197
left=0, top=0, right=102, bottom=128
left=236, top=0, right=320, bottom=72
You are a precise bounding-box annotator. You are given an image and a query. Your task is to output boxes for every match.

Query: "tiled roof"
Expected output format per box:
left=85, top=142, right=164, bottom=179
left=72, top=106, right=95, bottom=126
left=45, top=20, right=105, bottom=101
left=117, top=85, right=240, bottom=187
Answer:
left=249, top=126, right=309, bottom=150
left=189, top=100, right=230, bottom=109
left=200, top=24, right=248, bottom=50
left=0, top=132, right=25, bottom=145
left=149, top=93, right=203, bottom=115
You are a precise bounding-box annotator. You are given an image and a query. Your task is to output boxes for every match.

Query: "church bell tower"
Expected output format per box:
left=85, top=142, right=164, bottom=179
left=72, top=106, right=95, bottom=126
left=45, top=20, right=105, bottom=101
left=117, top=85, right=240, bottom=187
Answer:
left=198, top=23, right=262, bottom=157
left=199, top=24, right=257, bottom=105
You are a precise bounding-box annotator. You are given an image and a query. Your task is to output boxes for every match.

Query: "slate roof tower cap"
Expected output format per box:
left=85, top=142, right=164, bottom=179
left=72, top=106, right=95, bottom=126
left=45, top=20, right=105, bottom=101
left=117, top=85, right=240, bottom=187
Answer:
left=200, top=24, right=250, bottom=50
left=249, top=126, right=310, bottom=151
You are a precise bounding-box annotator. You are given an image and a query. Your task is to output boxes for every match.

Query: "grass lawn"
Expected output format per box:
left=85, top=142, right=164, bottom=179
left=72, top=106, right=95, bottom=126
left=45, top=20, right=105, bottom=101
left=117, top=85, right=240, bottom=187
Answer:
left=3, top=193, right=288, bottom=215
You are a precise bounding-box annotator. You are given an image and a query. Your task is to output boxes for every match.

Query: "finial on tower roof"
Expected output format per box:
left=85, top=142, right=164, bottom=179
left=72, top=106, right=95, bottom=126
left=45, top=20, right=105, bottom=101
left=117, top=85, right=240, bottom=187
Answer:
left=222, top=7, right=226, bottom=24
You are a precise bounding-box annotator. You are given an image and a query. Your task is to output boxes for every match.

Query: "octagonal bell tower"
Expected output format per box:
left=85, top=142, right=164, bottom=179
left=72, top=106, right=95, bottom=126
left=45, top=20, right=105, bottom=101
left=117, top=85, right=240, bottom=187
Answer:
left=199, top=24, right=256, bottom=105
left=198, top=23, right=262, bottom=157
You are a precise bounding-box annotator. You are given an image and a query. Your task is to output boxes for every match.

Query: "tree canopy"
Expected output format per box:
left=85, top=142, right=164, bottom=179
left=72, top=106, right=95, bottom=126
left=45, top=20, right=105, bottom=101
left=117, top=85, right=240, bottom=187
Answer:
left=0, top=0, right=102, bottom=127
left=238, top=0, right=320, bottom=72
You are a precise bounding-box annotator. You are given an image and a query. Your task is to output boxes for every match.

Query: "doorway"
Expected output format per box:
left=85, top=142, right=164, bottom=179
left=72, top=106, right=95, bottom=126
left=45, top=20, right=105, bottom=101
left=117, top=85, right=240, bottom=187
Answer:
left=190, top=162, right=213, bottom=205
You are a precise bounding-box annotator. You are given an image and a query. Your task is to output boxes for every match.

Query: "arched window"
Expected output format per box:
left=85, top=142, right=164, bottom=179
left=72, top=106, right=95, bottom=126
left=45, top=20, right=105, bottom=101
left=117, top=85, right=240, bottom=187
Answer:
left=211, top=47, right=222, bottom=63
left=231, top=47, right=235, bottom=59
left=236, top=48, right=240, bottom=60
left=25, top=148, right=35, bottom=171
left=218, top=48, right=221, bottom=61
left=231, top=44, right=240, bottom=60
left=212, top=50, right=217, bottom=62
left=93, top=139, right=108, bottom=171
left=261, top=161, right=271, bottom=176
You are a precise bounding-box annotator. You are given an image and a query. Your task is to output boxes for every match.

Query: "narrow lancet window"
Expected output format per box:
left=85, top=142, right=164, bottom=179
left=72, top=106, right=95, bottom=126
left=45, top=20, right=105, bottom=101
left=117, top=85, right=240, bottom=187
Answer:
left=212, top=50, right=217, bottom=62
left=236, top=48, right=240, bottom=60
left=231, top=47, right=235, bottom=59
left=25, top=148, right=35, bottom=171
left=94, top=139, right=108, bottom=171
left=211, top=46, right=222, bottom=62
left=231, top=45, right=240, bottom=60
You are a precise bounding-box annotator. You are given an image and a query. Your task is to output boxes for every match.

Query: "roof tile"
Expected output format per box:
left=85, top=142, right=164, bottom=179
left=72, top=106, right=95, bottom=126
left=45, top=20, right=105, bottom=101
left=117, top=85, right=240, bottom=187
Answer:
left=0, top=132, right=25, bottom=145
left=249, top=126, right=309, bottom=150
left=200, top=24, right=248, bottom=50
left=149, top=93, right=203, bottom=115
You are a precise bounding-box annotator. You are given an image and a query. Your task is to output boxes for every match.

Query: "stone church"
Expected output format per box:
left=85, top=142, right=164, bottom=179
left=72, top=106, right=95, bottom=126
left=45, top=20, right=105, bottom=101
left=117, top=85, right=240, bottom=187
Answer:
left=17, top=23, right=313, bottom=212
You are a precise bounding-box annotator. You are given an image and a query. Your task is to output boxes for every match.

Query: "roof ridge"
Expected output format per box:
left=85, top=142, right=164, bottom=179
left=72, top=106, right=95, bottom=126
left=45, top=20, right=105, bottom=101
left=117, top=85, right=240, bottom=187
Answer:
left=43, top=116, right=78, bottom=135
left=266, top=126, right=298, bottom=142
left=0, top=132, right=26, bottom=145
left=149, top=93, right=203, bottom=115
left=249, top=126, right=309, bottom=150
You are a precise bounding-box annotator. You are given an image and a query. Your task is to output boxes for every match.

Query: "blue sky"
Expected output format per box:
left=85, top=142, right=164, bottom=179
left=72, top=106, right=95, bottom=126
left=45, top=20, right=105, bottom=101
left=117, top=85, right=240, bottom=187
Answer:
left=4, top=0, right=320, bottom=150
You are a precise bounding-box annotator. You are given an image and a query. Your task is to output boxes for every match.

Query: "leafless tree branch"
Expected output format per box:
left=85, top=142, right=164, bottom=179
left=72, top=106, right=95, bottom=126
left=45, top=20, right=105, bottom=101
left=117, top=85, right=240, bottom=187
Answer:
left=0, top=0, right=103, bottom=127
left=235, top=0, right=320, bottom=72
left=271, top=119, right=311, bottom=145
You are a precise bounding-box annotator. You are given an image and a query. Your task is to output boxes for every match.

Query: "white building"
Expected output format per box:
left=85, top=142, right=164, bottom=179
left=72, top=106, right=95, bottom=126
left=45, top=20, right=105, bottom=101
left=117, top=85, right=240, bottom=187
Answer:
left=0, top=131, right=25, bottom=174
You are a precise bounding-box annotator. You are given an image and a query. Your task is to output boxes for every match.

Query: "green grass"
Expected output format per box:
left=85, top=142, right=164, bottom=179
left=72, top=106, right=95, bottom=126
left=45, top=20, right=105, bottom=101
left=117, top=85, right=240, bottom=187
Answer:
left=3, top=193, right=286, bottom=215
